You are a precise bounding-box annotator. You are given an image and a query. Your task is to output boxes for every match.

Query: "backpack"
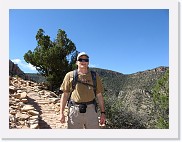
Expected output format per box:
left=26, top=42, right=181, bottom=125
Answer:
left=67, top=69, right=97, bottom=104
left=72, top=69, right=97, bottom=95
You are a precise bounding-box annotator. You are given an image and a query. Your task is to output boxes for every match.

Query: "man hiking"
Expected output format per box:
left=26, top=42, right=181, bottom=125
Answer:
left=59, top=52, right=106, bottom=129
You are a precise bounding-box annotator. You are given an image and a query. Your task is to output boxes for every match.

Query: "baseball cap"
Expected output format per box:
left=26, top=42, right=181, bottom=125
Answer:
left=77, top=52, right=89, bottom=60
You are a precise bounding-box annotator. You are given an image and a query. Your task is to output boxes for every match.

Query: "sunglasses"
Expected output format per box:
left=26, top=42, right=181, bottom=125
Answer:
left=78, top=58, right=89, bottom=62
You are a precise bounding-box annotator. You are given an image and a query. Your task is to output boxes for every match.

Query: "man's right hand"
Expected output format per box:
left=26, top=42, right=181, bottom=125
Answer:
left=59, top=92, right=69, bottom=124
left=60, top=113, right=65, bottom=123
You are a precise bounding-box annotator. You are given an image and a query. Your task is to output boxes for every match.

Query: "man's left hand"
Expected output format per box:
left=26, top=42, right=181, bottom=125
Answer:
left=99, top=113, right=106, bottom=125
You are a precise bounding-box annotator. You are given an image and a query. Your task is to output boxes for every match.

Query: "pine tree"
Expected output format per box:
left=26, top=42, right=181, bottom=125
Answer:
left=24, top=29, right=78, bottom=90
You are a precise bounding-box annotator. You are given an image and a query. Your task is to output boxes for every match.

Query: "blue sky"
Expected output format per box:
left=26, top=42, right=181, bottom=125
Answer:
left=9, top=9, right=169, bottom=74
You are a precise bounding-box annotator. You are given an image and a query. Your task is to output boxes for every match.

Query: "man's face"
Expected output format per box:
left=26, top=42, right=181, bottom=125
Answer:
left=76, top=55, right=89, bottom=69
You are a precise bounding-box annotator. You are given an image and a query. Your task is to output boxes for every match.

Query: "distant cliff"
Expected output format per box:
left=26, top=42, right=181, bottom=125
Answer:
left=9, top=59, right=46, bottom=82
left=9, top=60, right=28, bottom=80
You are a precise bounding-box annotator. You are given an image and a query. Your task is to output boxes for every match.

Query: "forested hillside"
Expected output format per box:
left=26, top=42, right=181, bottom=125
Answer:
left=91, top=66, right=168, bottom=97
left=90, top=67, right=169, bottom=129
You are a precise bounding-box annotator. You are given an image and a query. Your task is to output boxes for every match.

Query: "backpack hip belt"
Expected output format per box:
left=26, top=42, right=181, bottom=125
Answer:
left=69, top=99, right=96, bottom=106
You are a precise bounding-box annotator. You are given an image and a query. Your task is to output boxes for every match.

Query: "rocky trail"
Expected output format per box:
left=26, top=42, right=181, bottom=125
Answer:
left=9, top=76, right=68, bottom=129
left=27, top=91, right=68, bottom=129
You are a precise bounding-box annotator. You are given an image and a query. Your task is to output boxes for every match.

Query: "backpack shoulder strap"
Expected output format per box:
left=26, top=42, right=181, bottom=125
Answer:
left=68, top=69, right=78, bottom=103
left=90, top=71, right=98, bottom=112
left=72, top=69, right=78, bottom=90
left=91, top=70, right=97, bottom=97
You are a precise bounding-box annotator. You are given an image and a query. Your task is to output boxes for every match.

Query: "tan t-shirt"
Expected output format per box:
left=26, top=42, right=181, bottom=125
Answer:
left=60, top=70, right=104, bottom=103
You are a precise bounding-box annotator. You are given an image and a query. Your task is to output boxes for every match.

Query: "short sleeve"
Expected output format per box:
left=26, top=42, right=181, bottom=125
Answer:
left=96, top=73, right=104, bottom=94
left=60, top=72, right=71, bottom=93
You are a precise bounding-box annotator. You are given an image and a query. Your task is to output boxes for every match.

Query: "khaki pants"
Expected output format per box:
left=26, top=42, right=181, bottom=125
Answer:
left=68, top=104, right=100, bottom=129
